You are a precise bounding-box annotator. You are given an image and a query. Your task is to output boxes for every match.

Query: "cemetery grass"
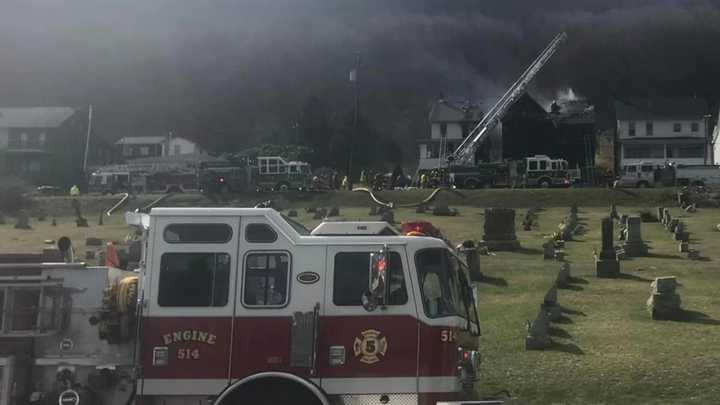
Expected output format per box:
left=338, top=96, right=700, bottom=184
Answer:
left=3, top=203, right=719, bottom=403
left=296, top=206, right=720, bottom=404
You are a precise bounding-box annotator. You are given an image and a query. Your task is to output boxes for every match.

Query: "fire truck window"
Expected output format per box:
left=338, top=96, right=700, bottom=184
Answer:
left=243, top=253, right=290, bottom=307
left=158, top=253, right=230, bottom=307
left=539, top=161, right=547, bottom=170
left=529, top=161, right=538, bottom=171
left=245, top=223, right=278, bottom=243
left=333, top=252, right=407, bottom=306
left=10, top=289, right=40, bottom=331
left=164, top=224, right=232, bottom=243
left=415, top=249, right=464, bottom=319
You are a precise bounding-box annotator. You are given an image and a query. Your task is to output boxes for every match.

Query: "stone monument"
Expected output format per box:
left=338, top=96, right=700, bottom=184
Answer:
left=542, top=285, right=561, bottom=321
left=542, top=239, right=555, bottom=260
left=481, top=208, right=520, bottom=251
left=623, top=216, right=647, bottom=257
left=647, top=276, right=681, bottom=320
left=596, top=217, right=620, bottom=278
left=556, top=262, right=570, bottom=288
left=525, top=309, right=552, bottom=350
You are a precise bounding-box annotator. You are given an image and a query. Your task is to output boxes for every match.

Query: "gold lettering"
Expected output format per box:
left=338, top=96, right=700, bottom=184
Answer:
left=191, top=330, right=198, bottom=341
left=172, top=331, right=182, bottom=343
left=207, top=334, right=217, bottom=345
left=163, top=334, right=172, bottom=345
left=198, top=331, right=208, bottom=343
left=182, top=330, right=192, bottom=341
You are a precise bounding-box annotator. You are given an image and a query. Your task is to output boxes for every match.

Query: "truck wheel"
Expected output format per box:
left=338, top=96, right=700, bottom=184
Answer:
left=276, top=182, right=290, bottom=192
left=637, top=181, right=649, bottom=188
left=539, top=178, right=552, bottom=188
left=463, top=179, right=478, bottom=189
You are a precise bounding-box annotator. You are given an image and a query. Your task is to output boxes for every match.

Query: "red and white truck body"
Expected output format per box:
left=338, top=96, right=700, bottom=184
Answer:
left=135, top=208, right=483, bottom=405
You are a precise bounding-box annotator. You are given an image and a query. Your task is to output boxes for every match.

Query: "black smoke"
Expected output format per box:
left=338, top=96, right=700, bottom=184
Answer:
left=1, top=0, right=719, bottom=164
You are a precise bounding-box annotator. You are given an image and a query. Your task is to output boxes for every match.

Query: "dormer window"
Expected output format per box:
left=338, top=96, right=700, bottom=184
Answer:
left=628, top=122, right=636, bottom=137
left=691, top=122, right=699, bottom=132
left=674, top=123, right=682, bottom=132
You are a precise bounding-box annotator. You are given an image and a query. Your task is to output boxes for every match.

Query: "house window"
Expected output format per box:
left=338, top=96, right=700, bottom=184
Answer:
left=424, top=145, right=433, bottom=158
left=461, top=123, right=469, bottom=138
left=243, top=252, right=290, bottom=307
left=628, top=122, right=636, bottom=136
left=158, top=253, right=230, bottom=307
left=691, top=122, right=699, bottom=132
left=677, top=145, right=704, bottom=158
left=673, top=123, right=682, bottom=132
left=140, top=146, right=150, bottom=156
left=333, top=252, right=407, bottom=306
left=624, top=144, right=664, bottom=159
left=646, top=122, right=653, bottom=136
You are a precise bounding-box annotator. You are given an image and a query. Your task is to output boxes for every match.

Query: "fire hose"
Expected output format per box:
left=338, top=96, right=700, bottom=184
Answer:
left=352, top=187, right=465, bottom=208
left=105, top=193, right=130, bottom=216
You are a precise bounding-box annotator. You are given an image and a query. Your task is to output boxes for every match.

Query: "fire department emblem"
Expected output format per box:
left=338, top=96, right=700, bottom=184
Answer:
left=353, top=329, right=388, bottom=364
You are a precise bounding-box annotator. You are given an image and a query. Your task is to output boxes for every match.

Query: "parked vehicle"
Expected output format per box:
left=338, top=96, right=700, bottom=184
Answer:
left=615, top=162, right=720, bottom=188
left=254, top=156, right=312, bottom=191
left=449, top=155, right=574, bottom=189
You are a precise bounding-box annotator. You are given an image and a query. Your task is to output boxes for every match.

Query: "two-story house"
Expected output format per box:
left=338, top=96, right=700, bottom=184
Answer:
left=115, top=134, right=202, bottom=160
left=615, top=99, right=711, bottom=168
left=0, top=107, right=87, bottom=185
left=416, top=98, right=485, bottom=170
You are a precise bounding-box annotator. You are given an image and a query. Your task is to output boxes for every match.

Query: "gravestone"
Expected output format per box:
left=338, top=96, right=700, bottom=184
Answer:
left=570, top=202, right=578, bottom=216
left=542, top=239, right=555, bottom=260
left=623, top=216, right=647, bottom=257
left=313, top=208, right=327, bottom=220
left=687, top=249, right=700, bottom=260
left=596, top=217, right=620, bottom=278
left=432, top=200, right=457, bottom=216
left=98, top=212, right=104, bottom=226
left=481, top=208, right=520, bottom=251
left=542, top=285, right=561, bottom=321
left=647, top=276, right=681, bottom=320
left=525, top=309, right=552, bottom=350
left=457, top=240, right=483, bottom=282
left=380, top=210, right=395, bottom=224
left=668, top=219, right=679, bottom=233
left=673, top=223, right=689, bottom=242
left=663, top=208, right=671, bottom=227
left=14, top=210, right=31, bottom=230
left=328, top=206, right=340, bottom=217
left=678, top=242, right=689, bottom=253
left=610, top=203, right=619, bottom=220
left=656, top=207, right=664, bottom=222
left=86, top=237, right=103, bottom=247
left=554, top=250, right=566, bottom=262
left=287, top=209, right=298, bottom=218
left=556, top=262, right=570, bottom=288
left=51, top=218, right=57, bottom=227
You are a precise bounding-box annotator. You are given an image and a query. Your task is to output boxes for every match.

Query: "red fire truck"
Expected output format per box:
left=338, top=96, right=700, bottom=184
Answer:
left=1, top=208, right=492, bottom=405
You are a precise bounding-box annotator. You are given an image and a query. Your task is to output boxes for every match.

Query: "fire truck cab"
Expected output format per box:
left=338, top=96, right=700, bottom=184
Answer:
left=133, top=207, right=485, bottom=405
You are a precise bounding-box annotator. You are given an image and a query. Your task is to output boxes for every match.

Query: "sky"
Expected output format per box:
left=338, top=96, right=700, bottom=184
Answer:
left=1, top=0, right=719, bottom=148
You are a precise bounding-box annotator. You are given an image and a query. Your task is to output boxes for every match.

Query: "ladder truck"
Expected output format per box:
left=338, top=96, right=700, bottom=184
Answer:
left=445, top=33, right=571, bottom=188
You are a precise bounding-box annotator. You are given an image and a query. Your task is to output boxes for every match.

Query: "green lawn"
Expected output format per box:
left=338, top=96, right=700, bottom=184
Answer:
left=5, top=195, right=719, bottom=404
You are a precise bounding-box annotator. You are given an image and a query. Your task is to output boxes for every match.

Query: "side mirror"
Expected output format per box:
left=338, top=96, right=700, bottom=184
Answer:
left=362, top=246, right=389, bottom=312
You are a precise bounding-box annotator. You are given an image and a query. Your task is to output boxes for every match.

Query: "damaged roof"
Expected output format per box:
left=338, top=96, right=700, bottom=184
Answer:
left=615, top=98, right=708, bottom=121
left=0, top=107, right=77, bottom=128
left=428, top=99, right=483, bottom=123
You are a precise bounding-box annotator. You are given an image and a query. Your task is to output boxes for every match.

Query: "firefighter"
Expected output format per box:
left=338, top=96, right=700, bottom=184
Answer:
left=359, top=170, right=366, bottom=185
left=69, top=184, right=80, bottom=196
left=420, top=172, right=428, bottom=188
left=341, top=175, right=349, bottom=190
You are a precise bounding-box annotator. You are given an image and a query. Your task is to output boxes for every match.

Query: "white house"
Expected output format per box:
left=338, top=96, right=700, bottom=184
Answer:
left=615, top=99, right=711, bottom=168
left=416, top=98, right=484, bottom=170
left=116, top=134, right=203, bottom=160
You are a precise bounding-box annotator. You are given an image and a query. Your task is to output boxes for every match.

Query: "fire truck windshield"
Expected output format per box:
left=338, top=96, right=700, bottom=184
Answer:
left=416, top=248, right=477, bottom=329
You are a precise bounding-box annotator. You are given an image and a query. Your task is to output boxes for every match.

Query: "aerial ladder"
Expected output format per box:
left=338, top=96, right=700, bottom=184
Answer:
left=447, top=32, right=568, bottom=166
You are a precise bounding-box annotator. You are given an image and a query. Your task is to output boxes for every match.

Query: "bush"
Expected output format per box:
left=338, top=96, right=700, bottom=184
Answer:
left=0, top=177, right=35, bottom=213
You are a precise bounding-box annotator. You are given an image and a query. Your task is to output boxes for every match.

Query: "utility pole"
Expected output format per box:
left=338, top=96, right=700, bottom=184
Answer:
left=82, top=104, right=93, bottom=174
left=347, top=53, right=360, bottom=190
